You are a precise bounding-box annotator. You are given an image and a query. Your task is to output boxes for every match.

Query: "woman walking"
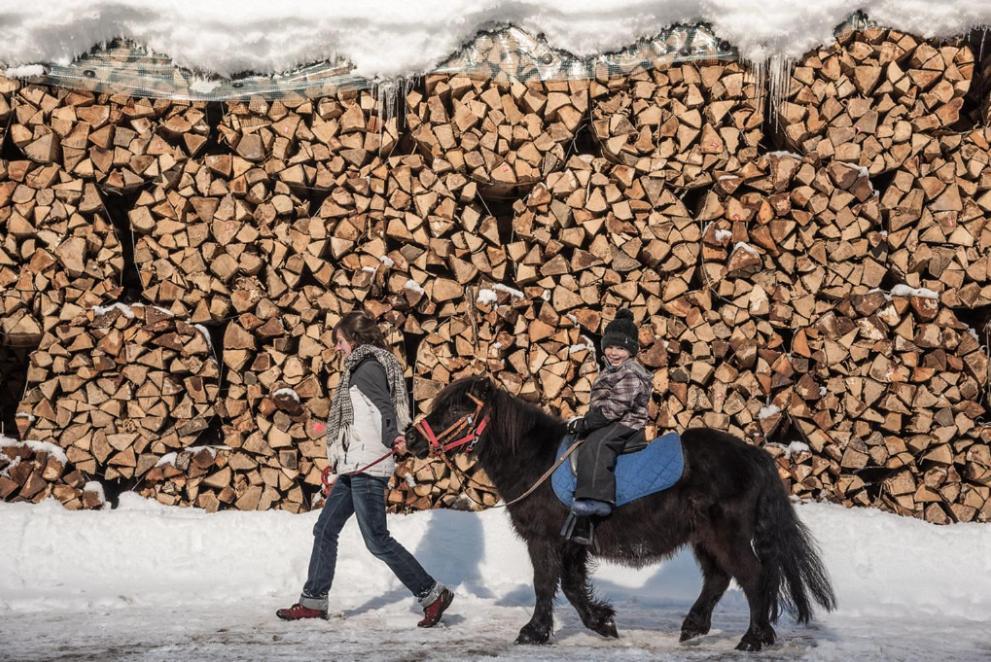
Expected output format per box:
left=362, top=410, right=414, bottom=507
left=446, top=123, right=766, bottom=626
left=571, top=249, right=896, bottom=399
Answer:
left=277, top=312, right=454, bottom=627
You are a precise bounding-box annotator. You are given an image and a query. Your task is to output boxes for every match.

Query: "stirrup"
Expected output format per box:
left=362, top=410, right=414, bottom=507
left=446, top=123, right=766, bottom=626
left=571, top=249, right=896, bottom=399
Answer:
left=561, top=511, right=596, bottom=547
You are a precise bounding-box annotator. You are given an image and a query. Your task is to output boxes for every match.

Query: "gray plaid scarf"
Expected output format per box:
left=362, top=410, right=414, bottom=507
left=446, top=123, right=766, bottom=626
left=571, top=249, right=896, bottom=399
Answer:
left=325, top=344, right=412, bottom=453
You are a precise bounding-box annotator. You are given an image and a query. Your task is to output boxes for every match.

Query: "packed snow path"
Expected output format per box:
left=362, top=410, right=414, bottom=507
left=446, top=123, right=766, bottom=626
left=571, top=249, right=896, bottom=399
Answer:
left=1, top=497, right=989, bottom=660
left=3, top=602, right=988, bottom=661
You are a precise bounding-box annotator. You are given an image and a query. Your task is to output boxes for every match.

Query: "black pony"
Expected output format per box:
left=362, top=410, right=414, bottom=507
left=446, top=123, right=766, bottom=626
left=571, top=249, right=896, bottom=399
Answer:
left=408, top=376, right=836, bottom=651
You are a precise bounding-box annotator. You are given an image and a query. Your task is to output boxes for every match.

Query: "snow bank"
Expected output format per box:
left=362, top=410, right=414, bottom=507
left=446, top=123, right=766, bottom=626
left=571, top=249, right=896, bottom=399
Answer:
left=1, top=497, right=989, bottom=625
left=3, top=2, right=989, bottom=79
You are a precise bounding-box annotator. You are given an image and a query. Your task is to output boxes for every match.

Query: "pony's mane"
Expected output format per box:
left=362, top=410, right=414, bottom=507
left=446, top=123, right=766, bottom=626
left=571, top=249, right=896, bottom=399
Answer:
left=430, top=375, right=562, bottom=451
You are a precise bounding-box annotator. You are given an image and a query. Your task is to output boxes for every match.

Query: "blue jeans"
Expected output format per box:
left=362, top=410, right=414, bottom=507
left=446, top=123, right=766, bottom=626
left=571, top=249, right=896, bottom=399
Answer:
left=299, top=473, right=436, bottom=610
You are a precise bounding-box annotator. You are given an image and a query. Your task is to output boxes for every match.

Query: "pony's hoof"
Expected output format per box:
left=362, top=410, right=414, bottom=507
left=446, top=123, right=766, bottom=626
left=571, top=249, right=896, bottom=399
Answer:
left=515, top=623, right=551, bottom=645
left=679, top=626, right=709, bottom=642
left=592, top=616, right=618, bottom=639
left=735, top=636, right=762, bottom=652
left=679, top=618, right=710, bottom=642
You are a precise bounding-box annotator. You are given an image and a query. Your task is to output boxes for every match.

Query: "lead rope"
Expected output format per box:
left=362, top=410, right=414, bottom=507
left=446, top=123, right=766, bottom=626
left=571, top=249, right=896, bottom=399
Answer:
left=440, top=438, right=584, bottom=510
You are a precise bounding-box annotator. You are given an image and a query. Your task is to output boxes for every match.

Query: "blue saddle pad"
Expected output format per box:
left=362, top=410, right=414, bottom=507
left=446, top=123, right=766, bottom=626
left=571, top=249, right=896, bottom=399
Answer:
left=551, top=431, right=685, bottom=508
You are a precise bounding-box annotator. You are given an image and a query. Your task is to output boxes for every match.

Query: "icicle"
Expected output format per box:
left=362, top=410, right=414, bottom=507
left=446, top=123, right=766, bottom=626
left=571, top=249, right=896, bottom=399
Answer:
left=370, top=75, right=420, bottom=152
left=767, top=54, right=793, bottom=135
left=744, top=54, right=793, bottom=138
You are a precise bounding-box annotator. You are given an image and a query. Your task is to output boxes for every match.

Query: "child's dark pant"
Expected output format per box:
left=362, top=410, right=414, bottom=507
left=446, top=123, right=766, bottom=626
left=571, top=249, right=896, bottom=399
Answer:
left=574, top=423, right=644, bottom=504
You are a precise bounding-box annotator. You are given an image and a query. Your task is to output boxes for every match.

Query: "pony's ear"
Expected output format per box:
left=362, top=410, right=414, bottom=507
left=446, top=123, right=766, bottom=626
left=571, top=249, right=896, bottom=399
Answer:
left=478, top=375, right=495, bottom=397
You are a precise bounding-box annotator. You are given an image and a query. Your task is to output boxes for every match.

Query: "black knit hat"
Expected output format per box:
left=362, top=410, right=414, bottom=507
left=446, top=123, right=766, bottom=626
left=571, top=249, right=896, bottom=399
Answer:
left=600, top=309, right=639, bottom=354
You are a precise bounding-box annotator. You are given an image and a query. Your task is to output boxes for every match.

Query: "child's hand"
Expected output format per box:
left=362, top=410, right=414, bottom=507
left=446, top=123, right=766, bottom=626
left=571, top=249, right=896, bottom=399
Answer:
left=393, top=435, right=408, bottom=456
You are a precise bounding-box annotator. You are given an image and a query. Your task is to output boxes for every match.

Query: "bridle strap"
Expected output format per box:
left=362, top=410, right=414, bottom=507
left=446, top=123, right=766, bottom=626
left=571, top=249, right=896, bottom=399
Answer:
left=415, top=395, right=486, bottom=453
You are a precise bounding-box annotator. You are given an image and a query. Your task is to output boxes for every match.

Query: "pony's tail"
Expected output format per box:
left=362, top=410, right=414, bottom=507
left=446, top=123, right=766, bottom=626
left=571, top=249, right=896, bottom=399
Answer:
left=753, top=461, right=837, bottom=624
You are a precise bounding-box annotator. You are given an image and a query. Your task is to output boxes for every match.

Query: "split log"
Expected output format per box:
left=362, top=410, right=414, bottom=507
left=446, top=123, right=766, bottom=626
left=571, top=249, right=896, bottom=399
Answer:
left=0, top=440, right=104, bottom=510
left=0, top=161, right=123, bottom=345
left=698, top=153, right=886, bottom=329
left=15, top=304, right=220, bottom=480
left=591, top=60, right=762, bottom=189
left=137, top=445, right=309, bottom=513
left=9, top=85, right=209, bottom=192
left=406, top=74, right=588, bottom=195
left=130, top=157, right=308, bottom=323
left=780, top=28, right=973, bottom=174
left=219, top=89, right=397, bottom=191
left=511, top=154, right=698, bottom=333
left=881, top=127, right=991, bottom=308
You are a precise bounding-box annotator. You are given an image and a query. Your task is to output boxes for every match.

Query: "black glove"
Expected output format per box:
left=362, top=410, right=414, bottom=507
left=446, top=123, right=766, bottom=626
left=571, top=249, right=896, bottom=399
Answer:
left=582, top=407, right=611, bottom=433
left=566, top=417, right=586, bottom=437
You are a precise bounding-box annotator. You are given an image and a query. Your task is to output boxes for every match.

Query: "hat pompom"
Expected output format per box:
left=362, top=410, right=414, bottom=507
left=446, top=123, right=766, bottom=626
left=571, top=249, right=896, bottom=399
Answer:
left=615, top=308, right=634, bottom=321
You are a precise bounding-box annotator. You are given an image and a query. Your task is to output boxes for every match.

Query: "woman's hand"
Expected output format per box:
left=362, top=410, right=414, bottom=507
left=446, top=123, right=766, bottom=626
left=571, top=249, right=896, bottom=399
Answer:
left=320, top=466, right=336, bottom=497
left=392, top=435, right=408, bottom=457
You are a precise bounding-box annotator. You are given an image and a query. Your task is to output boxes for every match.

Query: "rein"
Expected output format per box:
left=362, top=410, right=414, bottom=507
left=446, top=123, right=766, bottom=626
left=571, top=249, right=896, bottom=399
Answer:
left=320, top=450, right=397, bottom=494
left=415, top=393, right=582, bottom=509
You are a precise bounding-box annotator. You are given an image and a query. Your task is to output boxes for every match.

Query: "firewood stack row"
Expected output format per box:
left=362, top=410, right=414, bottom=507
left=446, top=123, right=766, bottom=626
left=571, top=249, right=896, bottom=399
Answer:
left=770, top=290, right=991, bottom=523
left=0, top=440, right=104, bottom=510
left=406, top=74, right=588, bottom=195
left=0, top=161, right=123, bottom=346
left=327, top=152, right=505, bottom=328
left=15, top=304, right=220, bottom=481
left=511, top=153, right=700, bottom=328
left=388, top=453, right=499, bottom=513
left=3, top=25, right=991, bottom=525
left=218, top=307, right=342, bottom=507
left=779, top=28, right=973, bottom=174
left=129, top=156, right=309, bottom=323
left=698, top=152, right=887, bottom=330
left=590, top=60, right=763, bottom=189
left=219, top=90, right=396, bottom=191
left=635, top=293, right=796, bottom=443
left=9, top=85, right=209, bottom=192
left=136, top=444, right=311, bottom=513
left=881, top=127, right=991, bottom=308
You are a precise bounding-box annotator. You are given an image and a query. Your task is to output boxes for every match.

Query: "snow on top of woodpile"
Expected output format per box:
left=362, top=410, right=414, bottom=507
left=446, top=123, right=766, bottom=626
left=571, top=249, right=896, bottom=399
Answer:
left=0, top=436, right=69, bottom=466
left=0, top=1, right=989, bottom=79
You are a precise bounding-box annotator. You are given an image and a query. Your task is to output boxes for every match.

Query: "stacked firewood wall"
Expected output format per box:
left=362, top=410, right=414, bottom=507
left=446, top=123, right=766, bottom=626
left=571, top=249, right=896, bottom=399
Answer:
left=2, top=26, right=991, bottom=524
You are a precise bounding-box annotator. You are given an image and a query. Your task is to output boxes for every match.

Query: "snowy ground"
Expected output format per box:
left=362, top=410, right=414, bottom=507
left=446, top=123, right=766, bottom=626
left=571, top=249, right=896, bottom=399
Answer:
left=2, top=497, right=990, bottom=661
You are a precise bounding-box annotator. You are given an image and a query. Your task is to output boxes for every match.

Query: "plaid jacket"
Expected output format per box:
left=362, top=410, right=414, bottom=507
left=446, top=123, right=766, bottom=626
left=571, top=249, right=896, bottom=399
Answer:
left=588, top=357, right=651, bottom=430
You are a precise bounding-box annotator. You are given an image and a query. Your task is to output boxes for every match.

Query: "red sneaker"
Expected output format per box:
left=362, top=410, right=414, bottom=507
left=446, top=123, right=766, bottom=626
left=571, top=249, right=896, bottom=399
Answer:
left=276, top=603, right=327, bottom=621
left=417, top=588, right=454, bottom=628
